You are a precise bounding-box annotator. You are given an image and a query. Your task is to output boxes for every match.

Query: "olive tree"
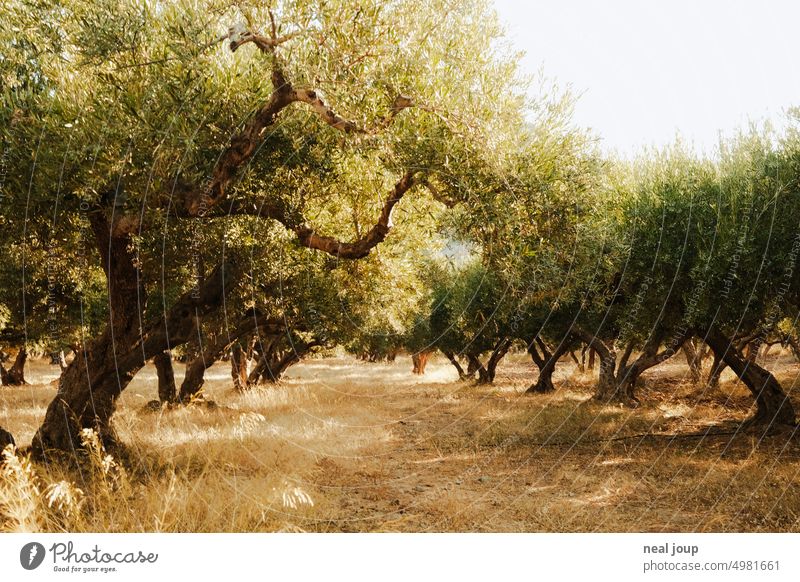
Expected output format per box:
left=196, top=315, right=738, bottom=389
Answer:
left=0, top=0, right=529, bottom=454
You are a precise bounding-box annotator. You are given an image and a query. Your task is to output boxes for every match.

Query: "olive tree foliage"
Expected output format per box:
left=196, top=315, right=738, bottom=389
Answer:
left=415, top=104, right=608, bottom=387
left=418, top=259, right=513, bottom=383
left=560, top=147, right=723, bottom=402
left=606, top=131, right=800, bottom=424
left=421, top=102, right=800, bottom=430
left=692, top=125, right=800, bottom=425
left=0, top=204, right=108, bottom=384
left=523, top=129, right=800, bottom=425
left=522, top=130, right=800, bottom=426
left=0, top=0, right=532, bottom=453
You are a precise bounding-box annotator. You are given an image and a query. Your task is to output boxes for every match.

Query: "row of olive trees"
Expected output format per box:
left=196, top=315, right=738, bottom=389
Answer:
left=405, top=124, right=800, bottom=429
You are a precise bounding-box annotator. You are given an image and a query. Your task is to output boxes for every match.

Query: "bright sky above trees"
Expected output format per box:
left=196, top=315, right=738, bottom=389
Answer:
left=494, top=0, right=800, bottom=155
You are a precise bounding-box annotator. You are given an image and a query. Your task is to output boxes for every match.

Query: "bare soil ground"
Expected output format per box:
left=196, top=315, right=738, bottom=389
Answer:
left=1, top=351, right=799, bottom=532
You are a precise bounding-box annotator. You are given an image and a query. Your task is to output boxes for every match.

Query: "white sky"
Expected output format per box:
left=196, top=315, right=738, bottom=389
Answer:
left=493, top=0, right=800, bottom=155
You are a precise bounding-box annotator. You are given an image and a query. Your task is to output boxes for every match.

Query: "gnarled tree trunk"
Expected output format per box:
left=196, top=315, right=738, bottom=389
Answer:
left=153, top=351, right=177, bottom=405
left=443, top=351, right=471, bottom=380
left=614, top=332, right=683, bottom=402
left=1, top=347, right=28, bottom=386
left=179, top=349, right=215, bottom=402
left=247, top=336, right=320, bottom=386
left=32, top=214, right=146, bottom=453
left=481, top=338, right=512, bottom=384
left=411, top=350, right=434, bottom=375
left=179, top=320, right=282, bottom=402
left=247, top=335, right=279, bottom=385
left=465, top=353, right=485, bottom=382
left=575, top=327, right=682, bottom=403
left=526, top=336, right=570, bottom=394
left=682, top=338, right=702, bottom=384
left=231, top=342, right=248, bottom=392
left=706, top=350, right=726, bottom=388
left=31, top=212, right=241, bottom=456
left=704, top=326, right=796, bottom=427
left=575, top=332, right=619, bottom=401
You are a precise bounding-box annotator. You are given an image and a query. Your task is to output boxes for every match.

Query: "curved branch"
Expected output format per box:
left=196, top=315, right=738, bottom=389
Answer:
left=222, top=171, right=417, bottom=259
left=228, top=23, right=300, bottom=52
left=292, top=171, right=417, bottom=259
left=180, top=21, right=416, bottom=218
left=292, top=89, right=414, bottom=134
left=183, top=86, right=295, bottom=216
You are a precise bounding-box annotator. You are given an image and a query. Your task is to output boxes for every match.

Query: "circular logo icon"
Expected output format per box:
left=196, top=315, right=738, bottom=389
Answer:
left=20, top=542, right=46, bottom=570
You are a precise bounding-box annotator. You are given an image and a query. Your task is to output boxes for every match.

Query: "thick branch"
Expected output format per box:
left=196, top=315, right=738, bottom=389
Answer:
left=293, top=172, right=417, bottom=259
left=228, top=23, right=300, bottom=53
left=178, top=19, right=417, bottom=230
left=178, top=315, right=285, bottom=401
left=292, top=89, right=413, bottom=134
left=220, top=172, right=417, bottom=259
left=183, top=87, right=295, bottom=217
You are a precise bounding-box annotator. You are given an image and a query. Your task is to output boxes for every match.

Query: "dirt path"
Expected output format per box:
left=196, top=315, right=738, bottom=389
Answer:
left=286, top=356, right=800, bottom=532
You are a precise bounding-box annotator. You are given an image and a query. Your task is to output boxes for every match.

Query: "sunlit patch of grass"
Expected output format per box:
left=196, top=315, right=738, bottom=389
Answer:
left=474, top=398, right=677, bottom=450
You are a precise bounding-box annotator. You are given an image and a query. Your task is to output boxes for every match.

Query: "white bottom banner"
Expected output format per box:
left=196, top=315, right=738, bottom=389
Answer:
left=0, top=533, right=797, bottom=581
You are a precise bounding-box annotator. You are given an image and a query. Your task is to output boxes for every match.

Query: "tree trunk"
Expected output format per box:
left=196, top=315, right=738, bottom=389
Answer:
left=1, top=347, right=28, bottom=386
left=526, top=338, right=570, bottom=394
left=31, top=211, right=241, bottom=456
left=466, top=354, right=484, bottom=379
left=613, top=332, right=682, bottom=403
left=0, top=426, right=14, bottom=455
left=254, top=350, right=299, bottom=384
left=592, top=339, right=619, bottom=401
left=154, top=351, right=177, bottom=404
left=49, top=350, right=68, bottom=372
left=179, top=320, right=280, bottom=402
left=443, top=351, right=470, bottom=380
left=411, top=350, right=433, bottom=375
left=231, top=342, right=248, bottom=391
left=247, top=337, right=319, bottom=386
left=251, top=349, right=283, bottom=384
left=786, top=336, right=800, bottom=364
left=481, top=338, right=511, bottom=384
left=704, top=326, right=796, bottom=427
left=179, top=349, right=214, bottom=403
left=682, top=339, right=702, bottom=384
left=247, top=336, right=278, bottom=385
left=32, top=214, right=147, bottom=453
left=707, top=351, right=726, bottom=388
left=270, top=351, right=302, bottom=381
left=57, top=350, right=68, bottom=373
left=464, top=353, right=490, bottom=384
left=587, top=348, right=596, bottom=371
left=574, top=326, right=679, bottom=404
left=569, top=350, right=585, bottom=373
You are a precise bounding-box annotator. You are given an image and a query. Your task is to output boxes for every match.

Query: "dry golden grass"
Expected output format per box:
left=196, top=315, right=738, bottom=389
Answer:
left=1, top=352, right=799, bottom=532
